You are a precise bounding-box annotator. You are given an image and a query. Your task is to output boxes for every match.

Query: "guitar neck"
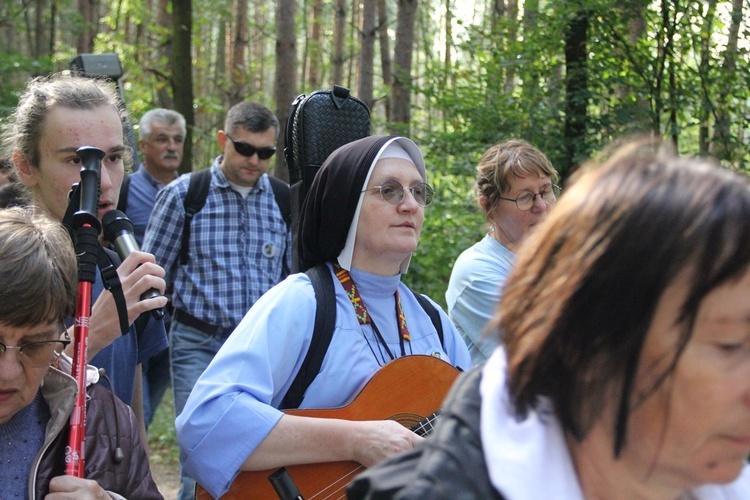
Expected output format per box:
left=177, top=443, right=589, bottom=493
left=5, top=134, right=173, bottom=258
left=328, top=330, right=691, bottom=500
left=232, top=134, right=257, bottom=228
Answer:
left=411, top=410, right=440, bottom=437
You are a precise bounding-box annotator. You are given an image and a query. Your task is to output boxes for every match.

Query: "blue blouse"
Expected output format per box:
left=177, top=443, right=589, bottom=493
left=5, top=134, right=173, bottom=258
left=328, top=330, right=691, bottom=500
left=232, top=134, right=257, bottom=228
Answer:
left=176, top=263, right=472, bottom=498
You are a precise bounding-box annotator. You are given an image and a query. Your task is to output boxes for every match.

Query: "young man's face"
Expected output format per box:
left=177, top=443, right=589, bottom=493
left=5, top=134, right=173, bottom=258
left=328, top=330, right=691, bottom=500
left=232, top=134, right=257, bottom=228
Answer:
left=17, top=105, right=126, bottom=222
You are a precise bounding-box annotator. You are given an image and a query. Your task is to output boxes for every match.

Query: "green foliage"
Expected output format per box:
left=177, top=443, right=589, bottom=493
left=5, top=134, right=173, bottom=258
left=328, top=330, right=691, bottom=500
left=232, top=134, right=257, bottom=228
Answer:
left=406, top=166, right=484, bottom=309
left=0, top=54, right=55, bottom=119
left=147, top=387, right=180, bottom=469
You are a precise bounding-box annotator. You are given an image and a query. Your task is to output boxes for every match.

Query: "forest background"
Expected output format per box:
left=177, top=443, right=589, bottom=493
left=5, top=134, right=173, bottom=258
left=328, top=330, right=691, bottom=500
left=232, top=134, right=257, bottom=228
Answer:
left=1, top=0, right=748, bottom=303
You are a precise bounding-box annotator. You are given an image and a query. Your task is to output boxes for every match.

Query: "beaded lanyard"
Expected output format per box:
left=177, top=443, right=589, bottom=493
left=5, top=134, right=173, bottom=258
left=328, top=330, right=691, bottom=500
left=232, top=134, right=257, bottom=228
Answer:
left=334, top=264, right=410, bottom=360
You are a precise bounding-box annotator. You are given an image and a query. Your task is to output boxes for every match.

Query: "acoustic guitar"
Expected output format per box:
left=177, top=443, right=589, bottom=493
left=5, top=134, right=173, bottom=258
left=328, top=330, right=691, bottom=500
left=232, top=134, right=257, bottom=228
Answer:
left=195, top=354, right=460, bottom=500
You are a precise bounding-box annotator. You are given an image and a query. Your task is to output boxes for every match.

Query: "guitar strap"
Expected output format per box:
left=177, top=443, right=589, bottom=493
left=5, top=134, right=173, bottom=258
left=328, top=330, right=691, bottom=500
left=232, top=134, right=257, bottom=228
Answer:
left=279, top=265, right=445, bottom=410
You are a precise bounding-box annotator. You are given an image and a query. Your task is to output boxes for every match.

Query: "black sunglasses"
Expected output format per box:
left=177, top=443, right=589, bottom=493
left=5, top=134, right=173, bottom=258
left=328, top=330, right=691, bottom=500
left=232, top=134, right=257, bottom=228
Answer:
left=226, top=134, right=276, bottom=160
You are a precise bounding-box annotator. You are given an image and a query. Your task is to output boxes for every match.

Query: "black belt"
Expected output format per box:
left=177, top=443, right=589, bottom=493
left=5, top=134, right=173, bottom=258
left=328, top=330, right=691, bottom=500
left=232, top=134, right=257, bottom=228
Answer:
left=173, top=309, right=234, bottom=337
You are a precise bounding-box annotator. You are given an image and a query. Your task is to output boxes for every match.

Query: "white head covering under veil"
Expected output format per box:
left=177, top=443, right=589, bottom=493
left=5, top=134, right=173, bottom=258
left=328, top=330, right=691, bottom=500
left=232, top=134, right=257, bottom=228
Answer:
left=337, top=136, right=426, bottom=273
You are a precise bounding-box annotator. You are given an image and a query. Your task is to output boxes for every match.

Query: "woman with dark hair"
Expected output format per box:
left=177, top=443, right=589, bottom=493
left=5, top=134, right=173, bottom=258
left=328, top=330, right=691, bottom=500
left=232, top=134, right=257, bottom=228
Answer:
left=349, top=141, right=750, bottom=499
left=176, top=135, right=471, bottom=499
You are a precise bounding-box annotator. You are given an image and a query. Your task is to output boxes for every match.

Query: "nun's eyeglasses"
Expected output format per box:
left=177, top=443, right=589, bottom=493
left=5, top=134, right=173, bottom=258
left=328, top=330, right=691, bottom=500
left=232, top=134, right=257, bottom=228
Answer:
left=362, top=179, right=434, bottom=207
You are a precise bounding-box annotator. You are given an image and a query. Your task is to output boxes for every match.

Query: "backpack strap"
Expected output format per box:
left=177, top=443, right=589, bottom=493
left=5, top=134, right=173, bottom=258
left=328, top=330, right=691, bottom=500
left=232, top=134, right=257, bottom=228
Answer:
left=179, top=170, right=288, bottom=266
left=97, top=247, right=130, bottom=336
left=280, top=264, right=336, bottom=410
left=268, top=175, right=291, bottom=229
left=179, top=168, right=212, bottom=266
left=117, top=173, right=130, bottom=214
left=412, top=292, right=445, bottom=348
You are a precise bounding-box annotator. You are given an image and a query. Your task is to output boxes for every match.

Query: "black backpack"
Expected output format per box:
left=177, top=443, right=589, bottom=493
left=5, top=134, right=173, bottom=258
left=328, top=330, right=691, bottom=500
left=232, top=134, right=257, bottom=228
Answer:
left=179, top=168, right=290, bottom=265
left=280, top=264, right=445, bottom=410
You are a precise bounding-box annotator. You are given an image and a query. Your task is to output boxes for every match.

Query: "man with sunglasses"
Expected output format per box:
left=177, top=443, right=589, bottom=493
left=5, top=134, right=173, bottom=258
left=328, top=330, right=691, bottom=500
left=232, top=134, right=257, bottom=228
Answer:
left=143, top=100, right=291, bottom=500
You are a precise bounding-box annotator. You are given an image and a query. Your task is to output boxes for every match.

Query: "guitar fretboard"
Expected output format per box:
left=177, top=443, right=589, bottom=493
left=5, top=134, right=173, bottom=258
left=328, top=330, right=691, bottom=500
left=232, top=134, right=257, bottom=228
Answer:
left=411, top=410, right=441, bottom=436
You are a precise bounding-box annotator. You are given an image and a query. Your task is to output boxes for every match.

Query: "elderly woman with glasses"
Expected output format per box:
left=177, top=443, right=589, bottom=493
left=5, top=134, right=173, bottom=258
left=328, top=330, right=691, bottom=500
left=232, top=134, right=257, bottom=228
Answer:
left=176, top=135, right=472, bottom=499
left=446, top=139, right=559, bottom=363
left=0, top=208, right=160, bottom=499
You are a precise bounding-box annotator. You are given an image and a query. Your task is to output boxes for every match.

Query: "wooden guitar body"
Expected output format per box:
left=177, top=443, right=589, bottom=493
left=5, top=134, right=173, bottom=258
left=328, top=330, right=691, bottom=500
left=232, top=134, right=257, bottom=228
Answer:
left=196, top=355, right=460, bottom=499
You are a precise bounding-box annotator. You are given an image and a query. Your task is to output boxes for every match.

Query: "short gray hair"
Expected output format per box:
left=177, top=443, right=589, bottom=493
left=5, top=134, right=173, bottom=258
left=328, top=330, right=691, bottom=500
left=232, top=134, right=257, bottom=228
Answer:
left=138, top=108, right=187, bottom=140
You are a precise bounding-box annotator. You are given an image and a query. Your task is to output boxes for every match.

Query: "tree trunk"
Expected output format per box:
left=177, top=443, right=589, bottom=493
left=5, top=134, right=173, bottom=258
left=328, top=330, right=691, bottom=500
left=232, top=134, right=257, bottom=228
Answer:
left=359, top=0, right=376, bottom=110
left=712, top=0, right=743, bottom=162
left=156, top=0, right=173, bottom=107
left=504, top=0, right=518, bottom=93
left=347, top=0, right=357, bottom=89
left=214, top=19, right=226, bottom=97
left=76, top=0, right=99, bottom=53
left=251, top=0, right=267, bottom=94
left=332, top=0, right=346, bottom=85
left=301, top=0, right=309, bottom=89
left=34, top=0, right=45, bottom=58
left=49, top=1, right=56, bottom=56
left=171, top=0, right=194, bottom=175
left=229, top=0, right=248, bottom=106
left=308, top=0, right=324, bottom=89
left=563, top=7, right=589, bottom=174
left=274, top=0, right=296, bottom=181
left=698, top=1, right=717, bottom=156
left=377, top=0, right=392, bottom=121
left=390, top=0, right=419, bottom=129
left=521, top=0, right=540, bottom=99
left=443, top=0, right=452, bottom=91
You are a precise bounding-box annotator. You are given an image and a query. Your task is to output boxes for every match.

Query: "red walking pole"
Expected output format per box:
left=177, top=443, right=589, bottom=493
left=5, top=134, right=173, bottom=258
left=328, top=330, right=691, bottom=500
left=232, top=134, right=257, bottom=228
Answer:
left=64, top=146, right=105, bottom=477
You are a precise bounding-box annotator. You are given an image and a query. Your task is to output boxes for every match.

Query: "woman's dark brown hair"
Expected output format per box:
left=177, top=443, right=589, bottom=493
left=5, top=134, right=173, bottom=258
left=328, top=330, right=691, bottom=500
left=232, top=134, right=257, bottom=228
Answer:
left=498, top=140, right=750, bottom=456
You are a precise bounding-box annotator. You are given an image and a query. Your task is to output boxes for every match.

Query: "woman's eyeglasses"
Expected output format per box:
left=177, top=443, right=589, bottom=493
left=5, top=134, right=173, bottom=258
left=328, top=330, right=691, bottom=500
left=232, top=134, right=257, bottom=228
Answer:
left=362, top=179, right=435, bottom=207
left=0, top=337, right=71, bottom=367
left=226, top=134, right=276, bottom=160
left=498, top=184, right=560, bottom=211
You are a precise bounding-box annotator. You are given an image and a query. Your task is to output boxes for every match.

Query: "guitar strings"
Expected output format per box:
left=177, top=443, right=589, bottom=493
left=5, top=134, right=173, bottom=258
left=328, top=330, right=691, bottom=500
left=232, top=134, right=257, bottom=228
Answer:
left=307, top=464, right=366, bottom=499
left=307, top=412, right=443, bottom=499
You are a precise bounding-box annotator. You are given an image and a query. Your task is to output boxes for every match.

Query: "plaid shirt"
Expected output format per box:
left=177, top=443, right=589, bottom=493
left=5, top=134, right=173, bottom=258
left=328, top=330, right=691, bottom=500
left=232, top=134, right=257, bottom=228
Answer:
left=143, top=157, right=291, bottom=329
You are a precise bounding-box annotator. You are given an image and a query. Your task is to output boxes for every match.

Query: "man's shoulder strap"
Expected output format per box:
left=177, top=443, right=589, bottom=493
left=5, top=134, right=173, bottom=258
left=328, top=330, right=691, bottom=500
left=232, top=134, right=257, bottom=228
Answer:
left=280, top=264, right=336, bottom=410
left=268, top=175, right=291, bottom=229
left=279, top=268, right=446, bottom=410
left=412, top=292, right=445, bottom=347
left=179, top=168, right=212, bottom=265
left=179, top=170, right=289, bottom=265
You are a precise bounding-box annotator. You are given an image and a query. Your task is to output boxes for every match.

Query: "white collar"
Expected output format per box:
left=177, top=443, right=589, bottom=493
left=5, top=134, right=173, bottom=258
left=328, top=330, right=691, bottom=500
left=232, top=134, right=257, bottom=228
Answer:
left=479, top=349, right=750, bottom=500
left=480, top=348, right=583, bottom=499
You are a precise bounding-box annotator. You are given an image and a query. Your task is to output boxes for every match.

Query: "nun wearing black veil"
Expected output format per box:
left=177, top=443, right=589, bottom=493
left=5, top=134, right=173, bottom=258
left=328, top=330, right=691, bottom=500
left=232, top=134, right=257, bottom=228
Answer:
left=176, top=135, right=472, bottom=499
